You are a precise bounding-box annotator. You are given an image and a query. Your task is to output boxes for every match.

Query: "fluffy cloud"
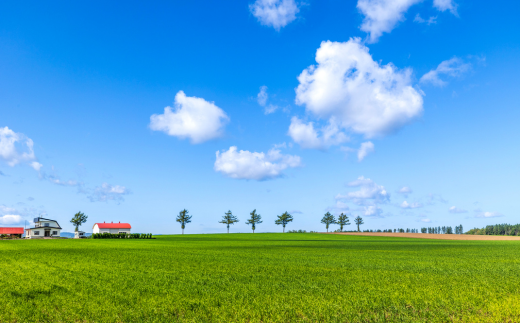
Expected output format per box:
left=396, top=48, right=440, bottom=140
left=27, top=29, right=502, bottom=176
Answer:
left=357, top=0, right=421, bottom=43
left=421, top=218, right=431, bottom=223
left=475, top=211, right=502, bottom=218
left=0, top=214, right=23, bottom=225
left=401, top=201, right=423, bottom=209
left=288, top=117, right=348, bottom=149
left=88, top=183, right=130, bottom=203
left=398, top=186, right=412, bottom=197
left=214, top=146, right=301, bottom=180
left=357, top=141, right=375, bottom=161
left=420, top=57, right=471, bottom=87
left=449, top=206, right=468, bottom=213
left=363, top=205, right=384, bottom=217
left=0, top=127, right=41, bottom=170
left=433, top=0, right=457, bottom=15
left=150, top=91, right=229, bottom=144
left=295, top=38, right=423, bottom=138
left=336, top=176, right=390, bottom=206
left=249, top=0, right=299, bottom=31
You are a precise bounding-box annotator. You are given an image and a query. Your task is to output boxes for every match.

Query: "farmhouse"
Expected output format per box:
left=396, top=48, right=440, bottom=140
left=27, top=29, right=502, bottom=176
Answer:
left=0, top=227, right=24, bottom=238
left=25, top=217, right=62, bottom=239
left=92, top=222, right=131, bottom=234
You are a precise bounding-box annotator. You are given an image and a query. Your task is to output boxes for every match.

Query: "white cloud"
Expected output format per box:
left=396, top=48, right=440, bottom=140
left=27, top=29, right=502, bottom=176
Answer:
left=449, top=206, right=467, bottom=213
left=414, top=14, right=437, bottom=25
left=363, top=205, right=384, bottom=217
left=336, top=176, right=390, bottom=206
left=89, top=183, right=130, bottom=203
left=357, top=0, right=422, bottom=43
left=357, top=141, right=375, bottom=161
left=398, top=186, right=412, bottom=197
left=0, top=127, right=41, bottom=170
left=288, top=117, right=348, bottom=149
left=475, top=211, right=502, bottom=218
left=249, top=0, right=300, bottom=31
left=295, top=38, right=423, bottom=138
left=421, top=218, right=431, bottom=223
left=0, top=214, right=23, bottom=225
left=420, top=57, right=471, bottom=87
left=401, top=201, right=423, bottom=209
left=433, top=0, right=457, bottom=15
left=214, top=146, right=301, bottom=180
left=257, top=86, right=279, bottom=114
left=150, top=91, right=229, bottom=144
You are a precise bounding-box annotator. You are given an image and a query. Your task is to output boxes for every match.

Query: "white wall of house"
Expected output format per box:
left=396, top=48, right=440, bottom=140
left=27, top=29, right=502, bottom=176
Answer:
left=26, top=228, right=61, bottom=238
left=92, top=224, right=131, bottom=234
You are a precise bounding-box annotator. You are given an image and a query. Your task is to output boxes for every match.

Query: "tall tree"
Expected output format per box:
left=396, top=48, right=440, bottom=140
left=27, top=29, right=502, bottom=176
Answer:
left=321, top=212, right=336, bottom=232
left=245, top=209, right=262, bottom=233
left=275, top=212, right=293, bottom=233
left=336, top=213, right=350, bottom=232
left=176, top=209, right=192, bottom=235
left=354, top=216, right=364, bottom=232
left=70, top=211, right=88, bottom=232
left=219, top=210, right=239, bottom=233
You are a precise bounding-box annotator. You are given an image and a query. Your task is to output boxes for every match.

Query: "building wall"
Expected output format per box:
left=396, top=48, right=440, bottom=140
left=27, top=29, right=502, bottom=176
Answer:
left=93, top=225, right=130, bottom=234
left=26, top=228, right=61, bottom=239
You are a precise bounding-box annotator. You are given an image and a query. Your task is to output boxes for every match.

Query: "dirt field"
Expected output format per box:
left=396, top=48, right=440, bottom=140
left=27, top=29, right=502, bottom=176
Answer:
left=326, top=232, right=520, bottom=240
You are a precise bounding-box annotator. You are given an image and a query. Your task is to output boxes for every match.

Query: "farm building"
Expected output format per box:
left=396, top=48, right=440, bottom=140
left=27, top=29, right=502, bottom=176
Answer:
left=0, top=227, right=24, bottom=238
left=25, top=217, right=62, bottom=239
left=92, top=222, right=131, bottom=234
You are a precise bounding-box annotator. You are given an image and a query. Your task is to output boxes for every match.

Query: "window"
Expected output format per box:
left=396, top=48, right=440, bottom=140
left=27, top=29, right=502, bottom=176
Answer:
left=44, top=223, right=49, bottom=227
left=53, top=231, right=58, bottom=235
left=34, top=231, right=39, bottom=235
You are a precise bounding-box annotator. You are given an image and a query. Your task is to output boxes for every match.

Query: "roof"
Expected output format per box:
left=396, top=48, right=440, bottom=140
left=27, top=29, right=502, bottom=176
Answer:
left=0, top=227, right=25, bottom=234
left=94, top=222, right=131, bottom=229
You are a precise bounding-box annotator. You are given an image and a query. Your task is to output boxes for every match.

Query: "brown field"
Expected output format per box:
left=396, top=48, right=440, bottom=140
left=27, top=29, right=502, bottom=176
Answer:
left=326, top=232, right=520, bottom=240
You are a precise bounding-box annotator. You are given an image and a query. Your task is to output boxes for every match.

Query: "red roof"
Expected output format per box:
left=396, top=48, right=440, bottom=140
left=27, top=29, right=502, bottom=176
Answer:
left=0, top=227, right=24, bottom=234
left=94, top=222, right=131, bottom=229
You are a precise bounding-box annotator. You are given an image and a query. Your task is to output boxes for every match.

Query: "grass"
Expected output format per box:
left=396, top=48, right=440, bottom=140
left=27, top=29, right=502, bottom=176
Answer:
left=1, top=233, right=519, bottom=322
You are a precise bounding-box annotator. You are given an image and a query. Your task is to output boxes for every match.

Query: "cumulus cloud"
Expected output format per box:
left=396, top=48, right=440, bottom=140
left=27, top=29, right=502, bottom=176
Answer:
left=214, top=146, right=301, bottom=181
left=288, top=117, right=348, bottom=149
left=420, top=57, right=471, bottom=87
left=449, top=206, right=467, bottom=213
left=336, top=176, right=390, bottom=206
left=363, top=205, right=384, bottom=217
left=249, top=0, right=300, bottom=31
left=421, top=218, right=431, bottom=223
left=150, top=91, right=229, bottom=144
left=88, top=183, right=130, bottom=203
left=357, top=0, right=421, bottom=43
left=401, top=201, right=423, bottom=209
left=295, top=38, right=423, bottom=138
left=0, top=214, right=23, bottom=225
left=0, top=127, right=41, bottom=170
left=433, top=0, right=457, bottom=15
left=475, top=211, right=502, bottom=218
left=398, top=186, right=412, bottom=197
left=257, top=86, right=279, bottom=114
left=357, top=141, right=375, bottom=161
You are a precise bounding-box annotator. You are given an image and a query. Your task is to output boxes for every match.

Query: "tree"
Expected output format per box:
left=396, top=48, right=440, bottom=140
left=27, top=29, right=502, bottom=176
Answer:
left=245, top=209, right=262, bottom=233
left=70, top=211, right=88, bottom=232
left=336, top=213, right=350, bottom=232
left=321, top=212, right=336, bottom=233
left=219, top=210, right=239, bottom=233
left=176, top=209, right=192, bottom=234
left=275, top=212, right=293, bottom=233
left=354, top=216, right=364, bottom=232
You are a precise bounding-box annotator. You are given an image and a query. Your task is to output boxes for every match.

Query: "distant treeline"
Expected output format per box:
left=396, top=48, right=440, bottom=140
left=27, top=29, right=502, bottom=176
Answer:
left=421, top=225, right=463, bottom=234
left=466, top=224, right=520, bottom=236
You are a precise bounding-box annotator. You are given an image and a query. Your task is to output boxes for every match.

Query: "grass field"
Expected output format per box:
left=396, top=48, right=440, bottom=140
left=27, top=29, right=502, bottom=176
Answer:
left=1, top=233, right=519, bottom=322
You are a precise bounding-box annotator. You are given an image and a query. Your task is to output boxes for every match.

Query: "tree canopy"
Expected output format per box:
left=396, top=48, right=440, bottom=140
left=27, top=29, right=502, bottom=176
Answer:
left=245, top=209, right=262, bottom=233
left=320, top=212, right=336, bottom=232
left=275, top=212, right=293, bottom=233
left=219, top=210, right=239, bottom=233
left=70, top=211, right=88, bottom=232
left=176, top=209, right=192, bottom=234
left=354, top=216, right=364, bottom=232
left=336, top=213, right=350, bottom=232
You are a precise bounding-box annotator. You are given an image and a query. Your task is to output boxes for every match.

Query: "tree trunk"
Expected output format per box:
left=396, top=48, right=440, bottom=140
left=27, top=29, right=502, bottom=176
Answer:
left=227, top=227, right=229, bottom=234
left=182, top=228, right=184, bottom=235
left=283, top=226, right=285, bottom=233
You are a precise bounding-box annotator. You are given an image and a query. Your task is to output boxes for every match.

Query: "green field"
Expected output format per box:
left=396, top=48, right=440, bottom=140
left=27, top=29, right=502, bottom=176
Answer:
left=1, top=233, right=519, bottom=322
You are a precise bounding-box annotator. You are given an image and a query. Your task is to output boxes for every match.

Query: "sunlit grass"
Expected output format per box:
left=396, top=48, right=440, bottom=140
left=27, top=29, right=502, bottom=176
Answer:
left=0, top=233, right=519, bottom=322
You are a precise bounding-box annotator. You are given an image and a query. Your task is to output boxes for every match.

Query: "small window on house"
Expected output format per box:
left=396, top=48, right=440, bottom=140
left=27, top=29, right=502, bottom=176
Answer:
left=53, top=231, right=58, bottom=235
left=34, top=231, right=39, bottom=235
left=44, top=223, right=50, bottom=227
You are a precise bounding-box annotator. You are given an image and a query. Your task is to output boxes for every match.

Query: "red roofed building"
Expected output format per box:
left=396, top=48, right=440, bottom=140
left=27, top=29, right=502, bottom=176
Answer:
left=92, top=222, right=131, bottom=234
left=0, top=227, right=24, bottom=238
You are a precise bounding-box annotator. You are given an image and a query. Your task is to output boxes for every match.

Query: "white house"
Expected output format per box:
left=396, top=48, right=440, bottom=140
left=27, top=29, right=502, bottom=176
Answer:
left=92, top=222, right=131, bottom=234
left=25, top=217, right=62, bottom=239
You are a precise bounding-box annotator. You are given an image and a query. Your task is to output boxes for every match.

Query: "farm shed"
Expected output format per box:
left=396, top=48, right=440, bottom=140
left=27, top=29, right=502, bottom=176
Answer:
left=0, top=227, right=24, bottom=238
left=92, top=222, right=131, bottom=234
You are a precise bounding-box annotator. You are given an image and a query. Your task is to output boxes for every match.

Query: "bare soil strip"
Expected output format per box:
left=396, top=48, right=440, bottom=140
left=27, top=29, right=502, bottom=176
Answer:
left=325, top=232, right=520, bottom=240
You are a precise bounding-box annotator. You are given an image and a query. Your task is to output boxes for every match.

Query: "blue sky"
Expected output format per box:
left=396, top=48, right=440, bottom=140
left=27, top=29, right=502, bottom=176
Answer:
left=1, top=0, right=519, bottom=234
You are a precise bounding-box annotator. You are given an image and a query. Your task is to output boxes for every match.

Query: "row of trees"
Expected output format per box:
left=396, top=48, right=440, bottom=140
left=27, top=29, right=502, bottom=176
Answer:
left=466, top=223, right=520, bottom=236
left=176, top=209, right=296, bottom=234
left=321, top=212, right=364, bottom=232
left=420, top=225, right=463, bottom=234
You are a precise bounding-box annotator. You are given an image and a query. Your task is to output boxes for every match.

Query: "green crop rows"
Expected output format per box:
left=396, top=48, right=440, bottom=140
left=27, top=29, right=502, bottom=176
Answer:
left=1, top=233, right=519, bottom=322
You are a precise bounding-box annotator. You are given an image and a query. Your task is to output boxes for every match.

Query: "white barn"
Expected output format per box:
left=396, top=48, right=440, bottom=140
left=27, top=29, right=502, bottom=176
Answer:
left=92, top=222, right=131, bottom=234
left=26, top=217, right=62, bottom=239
